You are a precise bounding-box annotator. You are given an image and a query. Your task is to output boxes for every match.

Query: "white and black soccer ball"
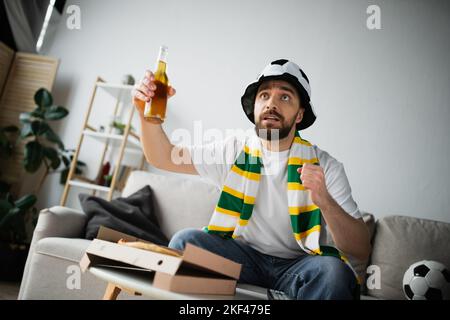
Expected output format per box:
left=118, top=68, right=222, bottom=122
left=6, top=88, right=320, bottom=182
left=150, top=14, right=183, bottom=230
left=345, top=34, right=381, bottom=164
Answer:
left=402, top=260, right=450, bottom=300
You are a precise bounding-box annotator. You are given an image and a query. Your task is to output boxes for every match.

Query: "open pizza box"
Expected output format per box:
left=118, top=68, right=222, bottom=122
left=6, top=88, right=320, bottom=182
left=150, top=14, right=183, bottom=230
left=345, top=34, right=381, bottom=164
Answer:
left=80, top=226, right=242, bottom=295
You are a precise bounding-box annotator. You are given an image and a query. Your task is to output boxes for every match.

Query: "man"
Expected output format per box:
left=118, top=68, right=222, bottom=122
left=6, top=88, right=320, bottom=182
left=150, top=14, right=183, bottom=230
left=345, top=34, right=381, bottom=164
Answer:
left=132, top=59, right=371, bottom=300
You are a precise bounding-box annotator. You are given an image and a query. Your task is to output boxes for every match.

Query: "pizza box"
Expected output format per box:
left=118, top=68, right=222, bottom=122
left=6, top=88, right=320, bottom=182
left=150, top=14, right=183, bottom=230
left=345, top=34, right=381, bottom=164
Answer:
left=80, top=226, right=242, bottom=295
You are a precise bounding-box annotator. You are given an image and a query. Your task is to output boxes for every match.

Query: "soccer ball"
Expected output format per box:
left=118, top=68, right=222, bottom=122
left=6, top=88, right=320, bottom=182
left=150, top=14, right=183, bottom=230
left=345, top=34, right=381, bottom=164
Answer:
left=402, top=260, right=450, bottom=300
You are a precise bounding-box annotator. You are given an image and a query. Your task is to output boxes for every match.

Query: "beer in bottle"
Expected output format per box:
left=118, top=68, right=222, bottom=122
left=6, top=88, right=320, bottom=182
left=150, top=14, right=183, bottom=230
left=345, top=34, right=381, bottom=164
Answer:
left=144, top=45, right=169, bottom=123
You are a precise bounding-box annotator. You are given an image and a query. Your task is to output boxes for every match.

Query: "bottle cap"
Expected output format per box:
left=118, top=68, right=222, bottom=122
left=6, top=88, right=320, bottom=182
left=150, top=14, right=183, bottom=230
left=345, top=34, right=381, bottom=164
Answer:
left=158, top=45, right=168, bottom=63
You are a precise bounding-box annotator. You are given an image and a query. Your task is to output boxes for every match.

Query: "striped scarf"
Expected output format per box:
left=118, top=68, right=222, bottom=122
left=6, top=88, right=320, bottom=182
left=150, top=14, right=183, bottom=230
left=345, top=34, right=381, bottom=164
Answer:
left=203, top=131, right=358, bottom=281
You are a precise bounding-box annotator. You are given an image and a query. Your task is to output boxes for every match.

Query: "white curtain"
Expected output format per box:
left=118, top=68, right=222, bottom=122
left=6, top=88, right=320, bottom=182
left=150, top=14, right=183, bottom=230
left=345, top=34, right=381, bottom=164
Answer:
left=3, top=0, right=49, bottom=53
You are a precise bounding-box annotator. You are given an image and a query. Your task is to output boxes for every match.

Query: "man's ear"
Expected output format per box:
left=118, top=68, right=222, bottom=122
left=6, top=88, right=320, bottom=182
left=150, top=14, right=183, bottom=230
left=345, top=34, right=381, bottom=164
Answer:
left=295, top=108, right=305, bottom=124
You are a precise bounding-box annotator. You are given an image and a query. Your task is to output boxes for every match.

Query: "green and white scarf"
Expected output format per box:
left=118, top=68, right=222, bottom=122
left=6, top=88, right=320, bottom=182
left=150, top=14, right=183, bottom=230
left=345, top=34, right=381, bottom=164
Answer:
left=203, top=131, right=359, bottom=282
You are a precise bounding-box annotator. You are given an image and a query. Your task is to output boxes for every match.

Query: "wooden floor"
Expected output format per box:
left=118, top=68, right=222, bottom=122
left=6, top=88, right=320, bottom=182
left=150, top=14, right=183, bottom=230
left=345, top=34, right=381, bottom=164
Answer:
left=0, top=282, right=20, bottom=300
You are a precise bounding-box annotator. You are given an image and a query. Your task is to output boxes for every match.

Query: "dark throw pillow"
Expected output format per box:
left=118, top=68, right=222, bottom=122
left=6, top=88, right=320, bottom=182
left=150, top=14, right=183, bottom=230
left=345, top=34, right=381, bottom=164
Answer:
left=79, top=185, right=169, bottom=246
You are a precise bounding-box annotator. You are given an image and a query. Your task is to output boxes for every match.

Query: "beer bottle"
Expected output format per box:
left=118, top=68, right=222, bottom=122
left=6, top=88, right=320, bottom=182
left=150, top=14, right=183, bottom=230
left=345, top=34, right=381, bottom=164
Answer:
left=144, top=45, right=169, bottom=124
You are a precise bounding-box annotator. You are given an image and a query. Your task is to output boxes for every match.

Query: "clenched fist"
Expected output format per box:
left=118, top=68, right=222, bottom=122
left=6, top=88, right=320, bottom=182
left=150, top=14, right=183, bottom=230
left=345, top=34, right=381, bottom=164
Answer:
left=297, top=163, right=334, bottom=209
left=132, top=70, right=176, bottom=115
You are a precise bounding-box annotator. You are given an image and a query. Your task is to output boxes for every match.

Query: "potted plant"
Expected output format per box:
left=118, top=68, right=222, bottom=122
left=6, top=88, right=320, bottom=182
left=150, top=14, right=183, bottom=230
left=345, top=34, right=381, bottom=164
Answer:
left=0, top=88, right=87, bottom=281
left=0, top=124, right=37, bottom=280
left=0, top=189, right=37, bottom=281
left=109, top=116, right=134, bottom=135
left=19, top=88, right=69, bottom=192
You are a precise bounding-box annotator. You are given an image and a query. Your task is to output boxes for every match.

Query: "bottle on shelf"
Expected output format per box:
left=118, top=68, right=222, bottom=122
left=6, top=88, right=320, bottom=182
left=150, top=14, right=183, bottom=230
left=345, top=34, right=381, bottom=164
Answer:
left=97, top=161, right=111, bottom=186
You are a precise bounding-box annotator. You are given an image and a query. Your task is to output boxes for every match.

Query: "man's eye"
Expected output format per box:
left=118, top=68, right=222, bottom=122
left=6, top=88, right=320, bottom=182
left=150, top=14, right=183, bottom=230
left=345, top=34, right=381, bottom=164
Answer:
left=260, top=92, right=268, bottom=99
left=281, top=95, right=290, bottom=101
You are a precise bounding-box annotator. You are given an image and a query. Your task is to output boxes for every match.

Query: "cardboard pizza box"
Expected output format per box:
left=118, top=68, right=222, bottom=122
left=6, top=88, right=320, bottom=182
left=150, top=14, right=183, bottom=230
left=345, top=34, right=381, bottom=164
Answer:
left=80, top=226, right=242, bottom=295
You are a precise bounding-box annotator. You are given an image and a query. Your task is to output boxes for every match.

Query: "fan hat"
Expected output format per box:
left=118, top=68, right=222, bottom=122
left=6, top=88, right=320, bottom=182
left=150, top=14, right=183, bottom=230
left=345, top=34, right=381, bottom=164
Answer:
left=241, top=59, right=316, bottom=130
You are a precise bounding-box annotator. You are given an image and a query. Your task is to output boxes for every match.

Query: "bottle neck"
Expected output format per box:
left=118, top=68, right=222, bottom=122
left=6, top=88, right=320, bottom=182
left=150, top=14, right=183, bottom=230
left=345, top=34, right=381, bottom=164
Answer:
left=155, top=46, right=168, bottom=73
left=158, top=46, right=168, bottom=63
left=156, top=60, right=166, bottom=73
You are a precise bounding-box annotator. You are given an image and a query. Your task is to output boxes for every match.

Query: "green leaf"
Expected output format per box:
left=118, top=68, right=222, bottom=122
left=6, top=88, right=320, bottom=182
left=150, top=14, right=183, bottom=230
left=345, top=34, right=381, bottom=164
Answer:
left=31, top=109, right=45, bottom=119
left=76, top=160, right=87, bottom=167
left=62, top=155, right=70, bottom=167
left=34, top=88, right=53, bottom=108
left=19, top=112, right=32, bottom=123
left=23, top=141, right=44, bottom=173
left=44, top=106, right=69, bottom=120
left=0, top=207, right=20, bottom=230
left=31, top=120, right=43, bottom=135
left=36, top=121, right=52, bottom=136
left=20, top=109, right=45, bottom=123
left=43, top=147, right=61, bottom=169
left=43, top=126, right=64, bottom=149
left=20, top=120, right=46, bottom=138
left=20, top=122, right=33, bottom=138
left=112, top=121, right=126, bottom=130
left=14, top=194, right=37, bottom=211
left=60, top=168, right=69, bottom=185
left=0, top=199, right=13, bottom=215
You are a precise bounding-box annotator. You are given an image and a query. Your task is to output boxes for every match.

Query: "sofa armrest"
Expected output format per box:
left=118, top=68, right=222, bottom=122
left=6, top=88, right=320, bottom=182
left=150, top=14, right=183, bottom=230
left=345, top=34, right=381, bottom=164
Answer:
left=19, top=206, right=88, bottom=299
left=33, top=206, right=87, bottom=240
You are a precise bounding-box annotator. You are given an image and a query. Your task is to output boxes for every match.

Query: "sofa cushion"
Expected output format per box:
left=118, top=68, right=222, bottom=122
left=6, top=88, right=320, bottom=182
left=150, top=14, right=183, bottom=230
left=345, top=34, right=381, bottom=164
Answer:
left=362, top=212, right=376, bottom=243
left=122, top=171, right=220, bottom=238
left=367, top=215, right=450, bottom=299
left=354, top=212, right=375, bottom=290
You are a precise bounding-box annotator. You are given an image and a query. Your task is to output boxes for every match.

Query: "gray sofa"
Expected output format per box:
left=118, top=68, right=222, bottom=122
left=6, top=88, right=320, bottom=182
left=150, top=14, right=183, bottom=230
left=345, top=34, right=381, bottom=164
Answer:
left=18, top=171, right=450, bottom=300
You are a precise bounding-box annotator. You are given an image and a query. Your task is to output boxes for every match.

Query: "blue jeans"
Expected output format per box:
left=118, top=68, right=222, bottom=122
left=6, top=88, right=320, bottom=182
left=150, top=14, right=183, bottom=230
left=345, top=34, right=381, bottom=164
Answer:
left=169, top=228, right=359, bottom=300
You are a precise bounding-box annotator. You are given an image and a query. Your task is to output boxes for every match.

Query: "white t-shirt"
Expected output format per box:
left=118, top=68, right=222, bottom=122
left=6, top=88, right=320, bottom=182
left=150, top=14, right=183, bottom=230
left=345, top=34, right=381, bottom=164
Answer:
left=187, top=135, right=362, bottom=259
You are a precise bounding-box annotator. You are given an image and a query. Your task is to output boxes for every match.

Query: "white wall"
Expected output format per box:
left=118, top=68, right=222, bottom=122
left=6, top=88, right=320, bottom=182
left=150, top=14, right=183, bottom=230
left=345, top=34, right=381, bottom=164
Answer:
left=38, top=0, right=450, bottom=223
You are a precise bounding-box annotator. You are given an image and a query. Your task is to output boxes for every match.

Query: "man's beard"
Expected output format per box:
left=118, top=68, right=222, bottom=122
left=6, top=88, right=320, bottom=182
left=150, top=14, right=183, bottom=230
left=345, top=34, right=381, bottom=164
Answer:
left=255, top=112, right=297, bottom=141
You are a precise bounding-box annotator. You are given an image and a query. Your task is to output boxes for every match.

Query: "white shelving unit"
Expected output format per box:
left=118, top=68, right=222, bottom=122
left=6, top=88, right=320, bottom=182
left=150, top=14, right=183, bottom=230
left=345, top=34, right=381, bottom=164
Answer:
left=60, top=77, right=145, bottom=205
left=82, top=130, right=142, bottom=151
left=68, top=180, right=111, bottom=193
left=96, top=82, right=136, bottom=105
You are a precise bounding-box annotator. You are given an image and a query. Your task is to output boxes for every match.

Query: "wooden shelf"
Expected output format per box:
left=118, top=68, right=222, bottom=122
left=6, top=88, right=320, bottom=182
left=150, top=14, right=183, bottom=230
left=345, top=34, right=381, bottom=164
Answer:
left=82, top=130, right=141, bottom=151
left=96, top=82, right=134, bottom=105
left=68, top=180, right=111, bottom=193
